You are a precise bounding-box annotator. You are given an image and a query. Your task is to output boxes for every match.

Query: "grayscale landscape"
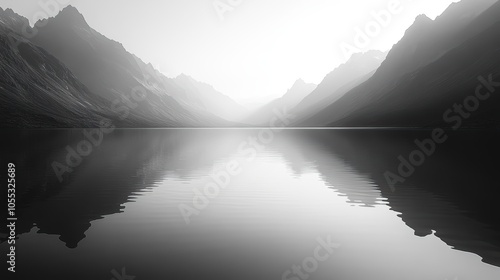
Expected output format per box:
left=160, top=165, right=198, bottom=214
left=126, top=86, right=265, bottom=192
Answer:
left=1, top=0, right=499, bottom=279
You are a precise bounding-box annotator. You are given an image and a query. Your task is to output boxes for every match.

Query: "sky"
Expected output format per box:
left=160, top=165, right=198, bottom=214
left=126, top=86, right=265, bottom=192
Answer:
left=1, top=0, right=458, bottom=108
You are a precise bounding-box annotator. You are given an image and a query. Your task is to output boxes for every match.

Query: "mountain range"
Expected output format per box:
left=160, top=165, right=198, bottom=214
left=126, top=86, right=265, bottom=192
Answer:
left=246, top=78, right=317, bottom=125
left=297, top=0, right=500, bottom=127
left=0, top=6, right=241, bottom=127
left=1, top=0, right=499, bottom=128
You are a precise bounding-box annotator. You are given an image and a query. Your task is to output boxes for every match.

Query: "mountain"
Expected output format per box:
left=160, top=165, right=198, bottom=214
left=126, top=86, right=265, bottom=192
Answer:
left=301, top=0, right=500, bottom=127
left=0, top=10, right=115, bottom=127
left=280, top=79, right=318, bottom=109
left=23, top=5, right=231, bottom=127
left=173, top=74, right=247, bottom=122
left=293, top=50, right=386, bottom=125
left=2, top=1, right=499, bottom=128
left=0, top=7, right=30, bottom=35
left=333, top=8, right=500, bottom=127
left=246, top=79, right=317, bottom=125
left=373, top=0, right=496, bottom=82
left=0, top=6, right=233, bottom=127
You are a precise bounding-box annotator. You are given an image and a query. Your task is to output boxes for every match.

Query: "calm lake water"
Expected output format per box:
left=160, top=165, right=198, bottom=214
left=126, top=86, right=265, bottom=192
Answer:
left=1, top=129, right=499, bottom=280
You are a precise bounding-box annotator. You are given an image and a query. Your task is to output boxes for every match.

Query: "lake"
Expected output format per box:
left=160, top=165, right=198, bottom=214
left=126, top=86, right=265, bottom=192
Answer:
left=1, top=129, right=499, bottom=280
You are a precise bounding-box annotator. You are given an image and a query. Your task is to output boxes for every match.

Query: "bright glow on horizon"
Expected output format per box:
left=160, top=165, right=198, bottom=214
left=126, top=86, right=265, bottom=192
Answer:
left=1, top=0, right=458, bottom=106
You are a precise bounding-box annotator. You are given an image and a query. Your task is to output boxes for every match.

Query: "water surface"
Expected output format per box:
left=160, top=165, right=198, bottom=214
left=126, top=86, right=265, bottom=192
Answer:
left=1, top=129, right=499, bottom=279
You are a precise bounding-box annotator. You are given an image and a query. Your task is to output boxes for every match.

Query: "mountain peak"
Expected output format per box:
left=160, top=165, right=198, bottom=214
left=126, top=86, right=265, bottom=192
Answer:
left=398, top=14, right=433, bottom=40
left=414, top=14, right=432, bottom=24
left=348, top=50, right=387, bottom=64
left=0, top=7, right=31, bottom=32
left=51, top=5, right=88, bottom=28
left=1, top=8, right=20, bottom=19
left=176, top=73, right=196, bottom=82
left=435, top=0, right=496, bottom=24
left=291, top=78, right=316, bottom=89
left=60, top=5, right=82, bottom=16
left=294, top=78, right=306, bottom=85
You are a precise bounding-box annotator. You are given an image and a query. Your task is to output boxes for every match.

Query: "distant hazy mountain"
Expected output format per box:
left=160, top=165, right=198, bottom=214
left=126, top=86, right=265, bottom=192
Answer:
left=128, top=59, right=246, bottom=123
left=280, top=79, right=318, bottom=109
left=174, top=74, right=248, bottom=122
left=293, top=50, right=386, bottom=125
left=246, top=79, right=316, bottom=125
left=301, top=0, right=500, bottom=127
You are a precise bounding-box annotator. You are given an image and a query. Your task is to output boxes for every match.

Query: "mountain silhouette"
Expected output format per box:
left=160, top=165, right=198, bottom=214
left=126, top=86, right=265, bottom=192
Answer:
left=0, top=14, right=114, bottom=127
left=246, top=78, right=317, bottom=125
left=301, top=0, right=500, bottom=127
left=294, top=50, right=387, bottom=126
left=1, top=1, right=500, bottom=128
left=0, top=6, right=243, bottom=127
left=31, top=6, right=230, bottom=127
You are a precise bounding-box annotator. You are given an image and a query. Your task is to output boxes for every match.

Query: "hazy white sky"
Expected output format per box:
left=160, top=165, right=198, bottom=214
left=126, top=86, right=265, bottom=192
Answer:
left=1, top=0, right=458, bottom=107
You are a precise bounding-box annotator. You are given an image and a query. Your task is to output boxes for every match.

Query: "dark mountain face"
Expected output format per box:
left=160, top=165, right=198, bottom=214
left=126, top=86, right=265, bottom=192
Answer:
left=0, top=23, right=112, bottom=128
left=302, top=0, right=500, bottom=127
left=373, top=0, right=496, bottom=82
left=0, top=7, right=30, bottom=35
left=332, top=18, right=500, bottom=127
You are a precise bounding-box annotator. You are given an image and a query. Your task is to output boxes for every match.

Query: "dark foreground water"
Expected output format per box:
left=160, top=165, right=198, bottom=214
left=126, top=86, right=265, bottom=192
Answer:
left=1, top=129, right=499, bottom=280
